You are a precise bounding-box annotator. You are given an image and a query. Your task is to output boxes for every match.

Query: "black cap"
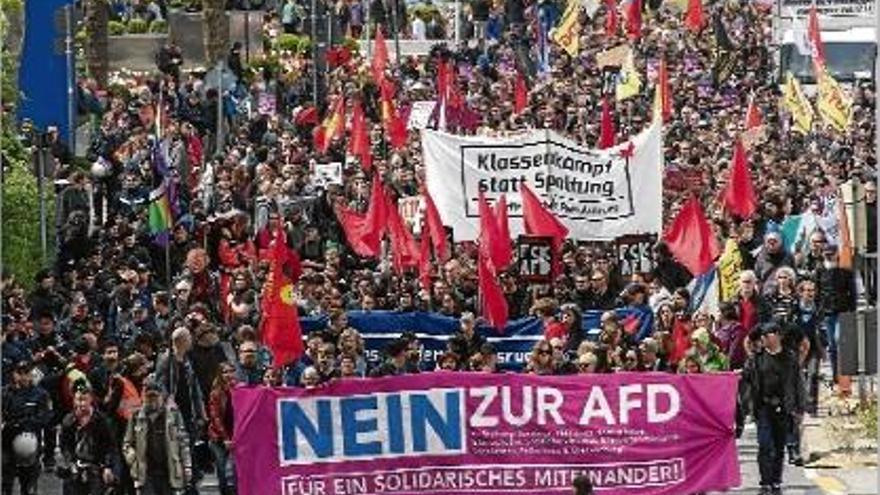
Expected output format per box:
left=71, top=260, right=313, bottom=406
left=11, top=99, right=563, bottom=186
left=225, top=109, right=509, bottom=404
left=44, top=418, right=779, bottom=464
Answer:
left=13, top=358, right=34, bottom=371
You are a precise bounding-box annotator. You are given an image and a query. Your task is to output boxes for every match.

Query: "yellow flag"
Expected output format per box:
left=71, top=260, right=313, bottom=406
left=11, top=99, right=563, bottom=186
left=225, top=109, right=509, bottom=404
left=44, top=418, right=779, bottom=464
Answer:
left=781, top=72, right=814, bottom=135
left=552, top=0, right=581, bottom=58
left=816, top=66, right=853, bottom=132
left=615, top=51, right=641, bottom=101
left=716, top=239, right=743, bottom=302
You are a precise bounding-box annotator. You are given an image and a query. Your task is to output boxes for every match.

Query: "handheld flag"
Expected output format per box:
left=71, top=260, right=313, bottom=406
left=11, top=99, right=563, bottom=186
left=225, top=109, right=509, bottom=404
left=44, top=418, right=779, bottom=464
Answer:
left=712, top=13, right=736, bottom=86
left=514, top=71, right=528, bottom=114
left=625, top=0, right=642, bottom=40
left=380, top=80, right=408, bottom=149
left=816, top=66, right=853, bottom=132
left=494, top=195, right=513, bottom=271
left=605, top=0, right=619, bottom=37
left=478, top=252, right=509, bottom=333
left=260, top=228, right=305, bottom=366
left=653, top=56, right=671, bottom=122
left=684, top=0, right=704, bottom=33
left=349, top=98, right=372, bottom=171
left=781, top=72, right=814, bottom=135
left=744, top=94, right=763, bottom=130
left=313, top=96, right=345, bottom=153
left=807, top=5, right=825, bottom=68
left=552, top=0, right=582, bottom=57
left=721, top=139, right=758, bottom=219
left=148, top=181, right=173, bottom=245
left=372, top=28, right=389, bottom=82
left=663, top=196, right=720, bottom=276
left=599, top=97, right=616, bottom=149
left=422, top=188, right=449, bottom=261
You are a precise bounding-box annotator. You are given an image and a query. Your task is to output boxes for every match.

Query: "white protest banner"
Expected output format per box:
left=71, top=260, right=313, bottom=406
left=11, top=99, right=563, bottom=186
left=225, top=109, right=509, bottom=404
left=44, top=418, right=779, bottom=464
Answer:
left=422, top=121, right=663, bottom=241
left=408, top=101, right=437, bottom=130
left=313, top=162, right=342, bottom=188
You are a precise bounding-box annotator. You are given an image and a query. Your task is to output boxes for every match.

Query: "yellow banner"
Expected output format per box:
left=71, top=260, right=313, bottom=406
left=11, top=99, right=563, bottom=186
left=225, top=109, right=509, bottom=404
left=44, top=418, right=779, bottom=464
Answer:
left=816, top=67, right=853, bottom=132
left=781, top=72, right=814, bottom=135
left=552, top=0, right=581, bottom=57
left=615, top=51, right=641, bottom=101
left=716, top=239, right=743, bottom=302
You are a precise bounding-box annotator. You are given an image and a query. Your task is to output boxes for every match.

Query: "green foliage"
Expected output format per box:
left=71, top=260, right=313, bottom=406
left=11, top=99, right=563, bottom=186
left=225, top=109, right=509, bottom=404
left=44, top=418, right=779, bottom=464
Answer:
left=341, top=37, right=360, bottom=57
left=148, top=19, right=168, bottom=33
left=0, top=0, right=23, bottom=16
left=1, top=148, right=55, bottom=289
left=108, top=20, right=127, bottom=36
left=410, top=3, right=444, bottom=25
left=127, top=18, right=149, bottom=34
left=273, top=33, right=311, bottom=54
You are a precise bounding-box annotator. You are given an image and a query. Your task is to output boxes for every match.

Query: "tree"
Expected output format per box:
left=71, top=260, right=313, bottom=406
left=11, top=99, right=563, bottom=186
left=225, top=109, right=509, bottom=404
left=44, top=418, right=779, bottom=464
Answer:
left=203, top=0, right=229, bottom=66
left=84, top=0, right=110, bottom=88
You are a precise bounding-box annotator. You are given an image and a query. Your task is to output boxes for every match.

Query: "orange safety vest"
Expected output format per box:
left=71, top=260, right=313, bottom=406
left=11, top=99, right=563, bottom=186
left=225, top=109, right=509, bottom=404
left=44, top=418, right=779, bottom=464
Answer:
left=117, top=377, right=142, bottom=421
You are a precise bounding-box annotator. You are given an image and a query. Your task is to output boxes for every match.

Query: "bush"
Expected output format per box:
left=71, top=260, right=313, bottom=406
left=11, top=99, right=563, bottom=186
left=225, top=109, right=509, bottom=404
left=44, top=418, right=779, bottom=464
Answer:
left=341, top=37, right=360, bottom=57
left=127, top=18, right=149, bottom=34
left=273, top=33, right=311, bottom=54
left=108, top=20, right=127, bottom=36
left=410, top=3, right=444, bottom=25
left=148, top=19, right=168, bottom=33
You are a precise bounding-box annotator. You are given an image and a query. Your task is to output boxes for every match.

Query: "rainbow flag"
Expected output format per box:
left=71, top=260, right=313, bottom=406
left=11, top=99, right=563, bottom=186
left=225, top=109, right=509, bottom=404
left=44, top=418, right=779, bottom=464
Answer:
left=148, top=181, right=173, bottom=240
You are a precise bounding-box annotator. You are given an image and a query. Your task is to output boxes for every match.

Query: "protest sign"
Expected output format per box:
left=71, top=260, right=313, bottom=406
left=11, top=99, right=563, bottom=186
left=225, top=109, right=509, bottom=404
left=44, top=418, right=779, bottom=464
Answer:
left=398, top=196, right=423, bottom=233
left=234, top=372, right=741, bottom=495
left=313, top=162, right=343, bottom=188
left=596, top=44, right=632, bottom=68
left=517, top=235, right=554, bottom=282
left=423, top=121, right=663, bottom=241
left=299, top=309, right=652, bottom=371
left=408, top=101, right=437, bottom=130
left=616, top=234, right=656, bottom=277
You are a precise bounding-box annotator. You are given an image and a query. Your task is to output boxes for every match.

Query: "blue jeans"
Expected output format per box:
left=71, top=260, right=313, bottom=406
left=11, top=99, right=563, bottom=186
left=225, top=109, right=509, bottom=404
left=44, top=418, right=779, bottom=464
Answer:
left=209, top=441, right=236, bottom=495
left=824, top=314, right=839, bottom=379
left=757, top=406, right=787, bottom=487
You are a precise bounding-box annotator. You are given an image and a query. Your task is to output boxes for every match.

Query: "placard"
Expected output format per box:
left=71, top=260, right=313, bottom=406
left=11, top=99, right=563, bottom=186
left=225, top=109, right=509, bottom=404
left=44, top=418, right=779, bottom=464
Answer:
left=408, top=101, right=437, bottom=130
left=313, top=162, right=343, bottom=188
left=517, top=235, right=554, bottom=282
left=615, top=234, right=657, bottom=277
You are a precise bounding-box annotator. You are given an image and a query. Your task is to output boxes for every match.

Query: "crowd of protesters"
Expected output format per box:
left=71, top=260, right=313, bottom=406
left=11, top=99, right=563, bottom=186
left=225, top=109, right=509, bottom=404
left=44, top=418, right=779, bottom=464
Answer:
left=2, top=0, right=876, bottom=495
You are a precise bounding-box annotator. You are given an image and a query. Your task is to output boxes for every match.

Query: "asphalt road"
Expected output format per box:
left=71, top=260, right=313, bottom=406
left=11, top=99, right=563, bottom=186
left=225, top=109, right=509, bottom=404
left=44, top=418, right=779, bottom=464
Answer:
left=31, top=425, right=827, bottom=495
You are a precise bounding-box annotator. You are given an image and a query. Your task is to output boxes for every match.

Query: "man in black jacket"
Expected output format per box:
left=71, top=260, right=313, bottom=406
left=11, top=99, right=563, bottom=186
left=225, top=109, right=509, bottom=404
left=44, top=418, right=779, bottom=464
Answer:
left=745, top=322, right=805, bottom=495
left=815, top=246, right=855, bottom=383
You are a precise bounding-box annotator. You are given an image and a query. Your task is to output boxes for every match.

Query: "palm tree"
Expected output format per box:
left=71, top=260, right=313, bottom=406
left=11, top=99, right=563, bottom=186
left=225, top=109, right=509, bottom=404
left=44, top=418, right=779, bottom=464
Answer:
left=84, top=0, right=109, bottom=88
left=203, top=0, right=228, bottom=66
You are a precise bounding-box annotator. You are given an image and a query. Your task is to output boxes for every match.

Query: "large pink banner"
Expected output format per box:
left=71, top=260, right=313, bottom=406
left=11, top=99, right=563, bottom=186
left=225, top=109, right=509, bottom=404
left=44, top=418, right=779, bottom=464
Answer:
left=232, top=372, right=741, bottom=495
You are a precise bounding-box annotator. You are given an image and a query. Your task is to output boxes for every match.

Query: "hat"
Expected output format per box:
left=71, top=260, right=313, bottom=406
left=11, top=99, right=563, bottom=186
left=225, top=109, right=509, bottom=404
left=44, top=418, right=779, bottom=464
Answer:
left=89, top=310, right=104, bottom=322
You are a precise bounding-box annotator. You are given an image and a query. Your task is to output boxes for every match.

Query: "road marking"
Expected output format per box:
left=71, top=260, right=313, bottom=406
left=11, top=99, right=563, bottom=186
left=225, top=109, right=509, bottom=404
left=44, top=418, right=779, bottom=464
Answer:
left=804, top=469, right=848, bottom=495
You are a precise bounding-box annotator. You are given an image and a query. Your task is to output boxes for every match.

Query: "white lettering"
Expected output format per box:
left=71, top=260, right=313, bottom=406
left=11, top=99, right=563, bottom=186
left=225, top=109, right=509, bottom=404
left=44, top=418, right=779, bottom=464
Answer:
left=536, top=387, right=564, bottom=425
left=579, top=387, right=616, bottom=425
left=647, top=384, right=680, bottom=423
left=619, top=384, right=643, bottom=425
left=469, top=386, right=499, bottom=427
left=501, top=386, right=533, bottom=426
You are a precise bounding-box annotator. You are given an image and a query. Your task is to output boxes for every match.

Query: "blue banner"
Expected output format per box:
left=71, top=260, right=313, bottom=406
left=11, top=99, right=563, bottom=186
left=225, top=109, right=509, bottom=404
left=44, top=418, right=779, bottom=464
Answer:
left=300, top=309, right=653, bottom=371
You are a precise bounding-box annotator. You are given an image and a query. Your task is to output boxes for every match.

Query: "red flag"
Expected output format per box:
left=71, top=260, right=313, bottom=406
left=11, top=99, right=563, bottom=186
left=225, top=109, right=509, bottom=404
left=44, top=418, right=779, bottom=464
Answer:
left=380, top=80, right=408, bottom=150
left=437, top=60, right=452, bottom=103
left=313, top=97, right=345, bottom=153
left=744, top=95, right=763, bottom=130
left=669, top=318, right=692, bottom=365
left=478, top=192, right=509, bottom=272
left=521, top=183, right=569, bottom=241
left=422, top=188, right=449, bottom=261
left=721, top=139, right=757, bottom=219
left=807, top=5, right=825, bottom=68
left=684, top=0, right=704, bottom=33
left=418, top=226, right=433, bottom=291
left=349, top=99, right=372, bottom=171
left=478, top=253, right=508, bottom=332
left=655, top=56, right=672, bottom=122
left=386, top=195, right=419, bottom=273
left=662, top=196, right=720, bottom=276
left=521, top=183, right=568, bottom=276
left=336, top=177, right=388, bottom=257
left=622, top=313, right=641, bottom=335
left=625, top=0, right=641, bottom=40
left=514, top=72, right=528, bottom=114
left=260, top=227, right=304, bottom=366
left=599, top=97, right=616, bottom=149
left=294, top=106, right=319, bottom=126
left=494, top=195, right=513, bottom=271
left=605, top=0, right=619, bottom=37
left=372, top=28, right=389, bottom=82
